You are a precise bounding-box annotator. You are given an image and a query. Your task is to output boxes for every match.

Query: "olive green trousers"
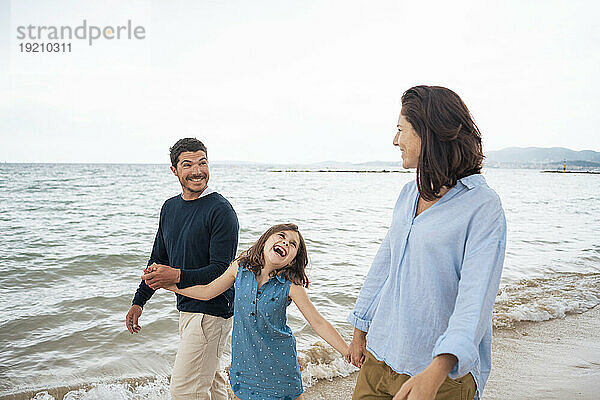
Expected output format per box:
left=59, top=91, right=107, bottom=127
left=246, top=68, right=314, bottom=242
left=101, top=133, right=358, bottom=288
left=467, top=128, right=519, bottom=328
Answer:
left=352, top=352, right=476, bottom=400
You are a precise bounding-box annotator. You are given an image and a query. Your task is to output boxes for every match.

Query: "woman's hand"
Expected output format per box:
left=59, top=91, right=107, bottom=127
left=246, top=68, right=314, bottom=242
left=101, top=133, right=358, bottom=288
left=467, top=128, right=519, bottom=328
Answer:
left=348, top=328, right=367, bottom=367
left=393, top=354, right=457, bottom=400
left=392, top=369, right=444, bottom=400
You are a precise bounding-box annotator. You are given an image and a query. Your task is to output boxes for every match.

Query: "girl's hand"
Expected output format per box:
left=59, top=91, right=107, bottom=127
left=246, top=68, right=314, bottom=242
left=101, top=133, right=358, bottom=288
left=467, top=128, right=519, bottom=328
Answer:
left=144, top=263, right=159, bottom=273
left=344, top=349, right=352, bottom=363
left=348, top=328, right=367, bottom=367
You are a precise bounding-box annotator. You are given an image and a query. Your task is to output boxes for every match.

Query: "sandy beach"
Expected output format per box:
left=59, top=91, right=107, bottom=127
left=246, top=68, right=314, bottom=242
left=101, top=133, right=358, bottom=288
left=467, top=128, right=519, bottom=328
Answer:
left=303, top=306, right=600, bottom=400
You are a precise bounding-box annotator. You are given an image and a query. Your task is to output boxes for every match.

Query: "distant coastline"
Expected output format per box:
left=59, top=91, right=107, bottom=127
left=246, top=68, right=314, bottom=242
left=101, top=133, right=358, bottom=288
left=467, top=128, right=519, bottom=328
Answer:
left=485, top=146, right=600, bottom=171
left=541, top=170, right=600, bottom=174
left=270, top=169, right=410, bottom=173
left=2, top=147, right=599, bottom=171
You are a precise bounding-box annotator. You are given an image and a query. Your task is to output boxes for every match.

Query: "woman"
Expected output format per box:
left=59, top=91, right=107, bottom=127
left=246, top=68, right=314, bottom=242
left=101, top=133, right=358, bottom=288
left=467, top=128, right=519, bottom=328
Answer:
left=347, top=86, right=506, bottom=400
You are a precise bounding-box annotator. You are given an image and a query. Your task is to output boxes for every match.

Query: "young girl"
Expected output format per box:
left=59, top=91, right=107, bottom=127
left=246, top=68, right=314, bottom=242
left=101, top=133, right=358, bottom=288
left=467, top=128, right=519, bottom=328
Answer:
left=152, top=223, right=349, bottom=400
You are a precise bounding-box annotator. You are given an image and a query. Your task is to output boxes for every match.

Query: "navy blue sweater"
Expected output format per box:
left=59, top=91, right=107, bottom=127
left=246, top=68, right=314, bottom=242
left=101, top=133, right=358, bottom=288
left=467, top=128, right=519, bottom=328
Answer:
left=132, top=192, right=239, bottom=317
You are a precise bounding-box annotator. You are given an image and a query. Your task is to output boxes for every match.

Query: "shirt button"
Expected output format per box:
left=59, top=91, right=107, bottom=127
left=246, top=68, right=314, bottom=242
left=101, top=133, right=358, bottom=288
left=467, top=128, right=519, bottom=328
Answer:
left=251, top=312, right=255, bottom=316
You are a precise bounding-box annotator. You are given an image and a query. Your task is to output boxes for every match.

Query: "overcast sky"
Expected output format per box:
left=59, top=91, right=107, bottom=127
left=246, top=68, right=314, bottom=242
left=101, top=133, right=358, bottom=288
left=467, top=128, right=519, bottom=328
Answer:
left=1, top=0, right=598, bottom=163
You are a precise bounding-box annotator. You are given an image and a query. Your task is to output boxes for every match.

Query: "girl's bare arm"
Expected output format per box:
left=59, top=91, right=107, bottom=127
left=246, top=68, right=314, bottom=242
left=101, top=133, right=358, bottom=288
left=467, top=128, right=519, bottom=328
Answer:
left=144, top=260, right=238, bottom=300
left=290, top=284, right=349, bottom=356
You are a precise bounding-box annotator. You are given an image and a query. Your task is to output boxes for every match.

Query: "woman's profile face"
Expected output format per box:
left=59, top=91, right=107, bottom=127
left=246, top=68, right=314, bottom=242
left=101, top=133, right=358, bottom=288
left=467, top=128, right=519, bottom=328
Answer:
left=394, top=114, right=421, bottom=169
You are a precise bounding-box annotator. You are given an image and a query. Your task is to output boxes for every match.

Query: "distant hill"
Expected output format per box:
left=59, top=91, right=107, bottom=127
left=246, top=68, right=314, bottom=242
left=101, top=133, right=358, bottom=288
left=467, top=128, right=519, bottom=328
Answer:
left=214, top=147, right=600, bottom=170
left=486, top=147, right=600, bottom=163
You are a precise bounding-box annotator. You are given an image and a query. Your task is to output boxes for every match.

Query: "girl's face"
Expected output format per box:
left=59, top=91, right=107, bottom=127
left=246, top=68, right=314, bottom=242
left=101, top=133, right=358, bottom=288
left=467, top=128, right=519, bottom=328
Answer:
left=393, top=114, right=422, bottom=169
left=263, top=230, right=300, bottom=268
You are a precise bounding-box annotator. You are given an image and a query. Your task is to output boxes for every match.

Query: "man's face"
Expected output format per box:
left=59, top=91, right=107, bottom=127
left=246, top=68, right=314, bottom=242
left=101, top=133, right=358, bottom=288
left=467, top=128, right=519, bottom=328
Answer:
left=170, top=150, right=210, bottom=199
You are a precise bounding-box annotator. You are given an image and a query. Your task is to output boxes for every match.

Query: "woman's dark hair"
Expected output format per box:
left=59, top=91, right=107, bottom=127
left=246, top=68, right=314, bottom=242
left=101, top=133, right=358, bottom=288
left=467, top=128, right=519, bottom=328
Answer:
left=169, top=138, right=208, bottom=167
left=401, top=85, right=484, bottom=201
left=238, top=223, right=309, bottom=288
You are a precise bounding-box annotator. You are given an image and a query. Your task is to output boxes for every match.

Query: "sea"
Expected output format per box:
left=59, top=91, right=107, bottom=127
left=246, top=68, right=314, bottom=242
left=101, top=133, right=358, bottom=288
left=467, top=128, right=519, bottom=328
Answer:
left=1, top=163, right=599, bottom=399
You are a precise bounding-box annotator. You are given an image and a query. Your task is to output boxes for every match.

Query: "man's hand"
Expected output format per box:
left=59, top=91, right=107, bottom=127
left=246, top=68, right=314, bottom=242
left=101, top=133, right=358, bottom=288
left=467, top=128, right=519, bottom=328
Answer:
left=125, top=304, right=143, bottom=334
left=141, top=263, right=181, bottom=290
left=393, top=354, right=457, bottom=400
left=348, top=328, right=367, bottom=367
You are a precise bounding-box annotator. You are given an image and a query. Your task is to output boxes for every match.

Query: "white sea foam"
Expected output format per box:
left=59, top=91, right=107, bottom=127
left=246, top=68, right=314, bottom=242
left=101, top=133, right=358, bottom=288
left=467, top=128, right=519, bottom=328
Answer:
left=301, top=357, right=358, bottom=387
left=298, top=341, right=358, bottom=388
left=31, top=393, right=55, bottom=400
left=297, top=341, right=358, bottom=387
left=493, top=272, right=600, bottom=328
left=20, top=271, right=600, bottom=399
left=24, top=347, right=358, bottom=400
left=28, top=377, right=171, bottom=400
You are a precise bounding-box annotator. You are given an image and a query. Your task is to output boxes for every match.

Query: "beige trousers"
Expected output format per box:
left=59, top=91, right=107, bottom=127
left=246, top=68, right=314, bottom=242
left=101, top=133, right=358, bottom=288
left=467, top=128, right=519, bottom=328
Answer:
left=170, top=312, right=233, bottom=400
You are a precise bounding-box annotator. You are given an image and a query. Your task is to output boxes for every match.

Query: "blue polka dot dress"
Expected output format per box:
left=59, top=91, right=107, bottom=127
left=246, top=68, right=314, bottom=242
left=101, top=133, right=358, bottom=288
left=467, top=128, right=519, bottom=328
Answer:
left=229, top=264, right=303, bottom=400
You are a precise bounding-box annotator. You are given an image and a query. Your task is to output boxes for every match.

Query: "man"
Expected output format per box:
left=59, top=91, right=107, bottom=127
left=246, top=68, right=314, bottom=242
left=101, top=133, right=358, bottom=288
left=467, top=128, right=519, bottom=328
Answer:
left=125, top=138, right=239, bottom=400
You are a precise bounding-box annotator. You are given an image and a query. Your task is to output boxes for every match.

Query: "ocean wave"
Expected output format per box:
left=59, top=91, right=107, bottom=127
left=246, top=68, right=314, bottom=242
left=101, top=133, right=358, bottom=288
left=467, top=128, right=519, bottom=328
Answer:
left=493, top=272, right=600, bottom=328
left=298, top=342, right=358, bottom=387
left=22, top=377, right=171, bottom=400
left=7, top=271, right=600, bottom=399
left=11, top=344, right=357, bottom=400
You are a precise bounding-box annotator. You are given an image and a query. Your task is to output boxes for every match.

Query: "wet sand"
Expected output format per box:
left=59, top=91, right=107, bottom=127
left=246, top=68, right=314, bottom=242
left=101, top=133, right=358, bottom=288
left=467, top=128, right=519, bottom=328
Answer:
left=303, top=306, right=600, bottom=400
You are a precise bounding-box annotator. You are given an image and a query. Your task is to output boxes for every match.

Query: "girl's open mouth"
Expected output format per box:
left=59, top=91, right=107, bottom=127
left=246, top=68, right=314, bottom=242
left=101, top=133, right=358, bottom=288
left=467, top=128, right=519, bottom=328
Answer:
left=273, top=245, right=287, bottom=258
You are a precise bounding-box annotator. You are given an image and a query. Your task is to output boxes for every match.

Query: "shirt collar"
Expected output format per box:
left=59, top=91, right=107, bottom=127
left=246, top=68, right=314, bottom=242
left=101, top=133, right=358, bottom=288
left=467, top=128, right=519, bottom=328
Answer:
left=181, top=186, right=214, bottom=200
left=458, top=174, right=485, bottom=190
left=198, top=186, right=214, bottom=198
left=275, top=274, right=286, bottom=284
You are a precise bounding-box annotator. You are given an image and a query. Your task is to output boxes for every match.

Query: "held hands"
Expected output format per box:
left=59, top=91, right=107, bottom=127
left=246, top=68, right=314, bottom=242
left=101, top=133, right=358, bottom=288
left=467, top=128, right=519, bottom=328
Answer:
left=348, top=328, right=367, bottom=367
left=141, top=263, right=181, bottom=290
left=127, top=264, right=179, bottom=335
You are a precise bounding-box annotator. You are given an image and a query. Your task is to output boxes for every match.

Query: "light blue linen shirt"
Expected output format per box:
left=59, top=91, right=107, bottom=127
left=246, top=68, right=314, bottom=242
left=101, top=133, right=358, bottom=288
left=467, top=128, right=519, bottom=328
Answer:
left=348, top=174, right=506, bottom=399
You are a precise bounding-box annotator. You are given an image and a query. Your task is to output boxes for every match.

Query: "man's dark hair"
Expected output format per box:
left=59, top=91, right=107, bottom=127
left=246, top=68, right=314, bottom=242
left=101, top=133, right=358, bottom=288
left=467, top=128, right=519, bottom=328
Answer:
left=169, top=138, right=208, bottom=167
left=401, top=85, right=484, bottom=201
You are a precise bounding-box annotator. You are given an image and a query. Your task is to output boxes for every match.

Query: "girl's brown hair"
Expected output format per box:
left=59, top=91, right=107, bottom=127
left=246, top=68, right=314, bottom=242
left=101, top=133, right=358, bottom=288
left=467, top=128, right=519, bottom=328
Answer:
left=401, top=85, right=484, bottom=201
left=238, top=223, right=309, bottom=288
